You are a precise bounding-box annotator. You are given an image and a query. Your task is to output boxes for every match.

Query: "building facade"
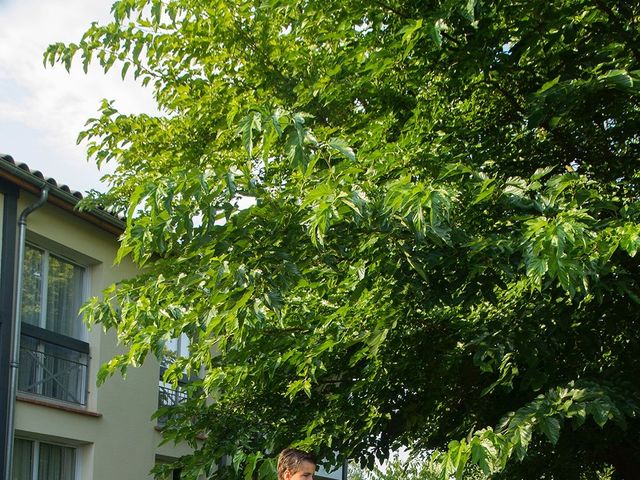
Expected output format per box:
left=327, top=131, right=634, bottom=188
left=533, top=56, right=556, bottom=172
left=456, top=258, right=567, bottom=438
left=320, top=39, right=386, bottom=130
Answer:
left=0, top=154, right=192, bottom=480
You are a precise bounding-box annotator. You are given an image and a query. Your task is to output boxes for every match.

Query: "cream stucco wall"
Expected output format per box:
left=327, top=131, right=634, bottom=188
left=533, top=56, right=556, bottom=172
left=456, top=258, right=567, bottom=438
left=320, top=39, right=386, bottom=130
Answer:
left=14, top=191, right=192, bottom=480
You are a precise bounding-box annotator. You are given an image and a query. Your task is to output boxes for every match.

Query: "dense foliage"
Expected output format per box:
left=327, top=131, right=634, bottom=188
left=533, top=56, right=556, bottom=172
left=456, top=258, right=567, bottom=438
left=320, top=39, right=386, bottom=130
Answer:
left=46, top=0, right=640, bottom=478
left=349, top=454, right=491, bottom=480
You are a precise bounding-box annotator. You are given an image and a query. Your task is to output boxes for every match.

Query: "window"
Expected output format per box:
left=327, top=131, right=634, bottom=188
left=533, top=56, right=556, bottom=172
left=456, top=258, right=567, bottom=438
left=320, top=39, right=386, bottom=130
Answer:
left=21, top=244, right=85, bottom=339
left=162, top=333, right=190, bottom=365
left=12, top=438, right=76, bottom=480
left=155, top=457, right=182, bottom=480
left=158, top=334, right=189, bottom=420
left=19, top=244, right=89, bottom=405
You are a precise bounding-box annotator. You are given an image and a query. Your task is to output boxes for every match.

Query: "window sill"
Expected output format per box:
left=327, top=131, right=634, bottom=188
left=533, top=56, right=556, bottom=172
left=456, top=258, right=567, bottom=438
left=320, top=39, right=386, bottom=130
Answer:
left=17, top=394, right=102, bottom=418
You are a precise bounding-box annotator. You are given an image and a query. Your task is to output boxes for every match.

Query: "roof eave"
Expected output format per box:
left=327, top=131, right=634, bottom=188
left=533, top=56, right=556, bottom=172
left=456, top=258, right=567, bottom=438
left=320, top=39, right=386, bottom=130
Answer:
left=0, top=154, right=125, bottom=236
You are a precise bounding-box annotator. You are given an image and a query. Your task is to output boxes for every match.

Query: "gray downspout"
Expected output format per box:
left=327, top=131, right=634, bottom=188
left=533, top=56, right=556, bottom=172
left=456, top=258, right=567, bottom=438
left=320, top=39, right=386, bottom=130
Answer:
left=4, top=186, right=49, bottom=480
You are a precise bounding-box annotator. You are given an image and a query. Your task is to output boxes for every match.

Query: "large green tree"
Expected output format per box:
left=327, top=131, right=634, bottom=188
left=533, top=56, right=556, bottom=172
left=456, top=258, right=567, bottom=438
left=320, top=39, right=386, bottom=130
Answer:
left=46, top=0, right=640, bottom=478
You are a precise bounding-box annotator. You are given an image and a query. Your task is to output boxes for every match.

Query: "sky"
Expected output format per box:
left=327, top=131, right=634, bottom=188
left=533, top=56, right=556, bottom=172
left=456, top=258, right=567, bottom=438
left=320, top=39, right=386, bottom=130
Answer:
left=0, top=0, right=157, bottom=194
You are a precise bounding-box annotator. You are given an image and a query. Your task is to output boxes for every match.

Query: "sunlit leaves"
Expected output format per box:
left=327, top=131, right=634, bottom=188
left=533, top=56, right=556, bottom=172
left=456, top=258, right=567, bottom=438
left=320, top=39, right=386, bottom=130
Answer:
left=327, top=138, right=356, bottom=162
left=237, top=111, right=262, bottom=157
left=48, top=0, right=640, bottom=478
left=384, top=176, right=457, bottom=245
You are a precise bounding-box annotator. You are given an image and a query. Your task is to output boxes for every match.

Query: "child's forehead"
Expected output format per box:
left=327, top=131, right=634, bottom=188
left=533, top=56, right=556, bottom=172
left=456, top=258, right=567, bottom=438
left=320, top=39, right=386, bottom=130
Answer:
left=293, top=460, right=316, bottom=471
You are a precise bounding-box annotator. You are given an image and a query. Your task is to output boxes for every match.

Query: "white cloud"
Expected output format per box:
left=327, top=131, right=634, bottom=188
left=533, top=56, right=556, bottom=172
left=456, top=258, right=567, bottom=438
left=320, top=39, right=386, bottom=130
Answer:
left=0, top=0, right=158, bottom=193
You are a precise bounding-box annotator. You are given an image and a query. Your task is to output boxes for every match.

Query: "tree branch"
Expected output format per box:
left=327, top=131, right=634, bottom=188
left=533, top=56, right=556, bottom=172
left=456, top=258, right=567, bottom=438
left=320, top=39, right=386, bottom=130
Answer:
left=483, top=78, right=525, bottom=116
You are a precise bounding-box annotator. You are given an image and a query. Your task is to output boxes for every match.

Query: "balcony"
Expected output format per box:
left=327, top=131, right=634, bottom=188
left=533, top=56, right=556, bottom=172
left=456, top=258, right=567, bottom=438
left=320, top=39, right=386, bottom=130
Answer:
left=158, top=383, right=188, bottom=409
left=18, top=323, right=89, bottom=406
left=157, top=382, right=188, bottom=426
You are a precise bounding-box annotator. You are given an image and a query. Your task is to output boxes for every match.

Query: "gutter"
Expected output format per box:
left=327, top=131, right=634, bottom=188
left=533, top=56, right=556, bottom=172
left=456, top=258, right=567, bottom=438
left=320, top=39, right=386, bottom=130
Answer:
left=0, top=154, right=124, bottom=236
left=4, top=185, right=49, bottom=480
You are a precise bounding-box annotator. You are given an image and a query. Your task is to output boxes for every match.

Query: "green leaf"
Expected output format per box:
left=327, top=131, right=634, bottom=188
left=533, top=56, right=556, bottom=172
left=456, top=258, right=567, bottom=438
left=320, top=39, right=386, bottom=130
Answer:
left=460, top=0, right=477, bottom=21
left=327, top=138, right=356, bottom=161
left=399, top=18, right=423, bottom=44
left=237, top=111, right=263, bottom=156
left=538, top=416, right=561, bottom=444
left=538, top=75, right=561, bottom=93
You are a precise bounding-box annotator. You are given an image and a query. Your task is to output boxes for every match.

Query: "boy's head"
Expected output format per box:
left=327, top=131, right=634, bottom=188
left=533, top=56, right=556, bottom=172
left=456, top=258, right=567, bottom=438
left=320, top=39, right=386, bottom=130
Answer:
left=277, top=448, right=316, bottom=480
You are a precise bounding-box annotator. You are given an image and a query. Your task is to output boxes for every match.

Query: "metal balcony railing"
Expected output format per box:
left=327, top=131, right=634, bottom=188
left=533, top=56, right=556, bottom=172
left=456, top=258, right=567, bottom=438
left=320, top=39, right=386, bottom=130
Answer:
left=157, top=383, right=188, bottom=426
left=18, top=332, right=89, bottom=406
left=158, top=384, right=188, bottom=409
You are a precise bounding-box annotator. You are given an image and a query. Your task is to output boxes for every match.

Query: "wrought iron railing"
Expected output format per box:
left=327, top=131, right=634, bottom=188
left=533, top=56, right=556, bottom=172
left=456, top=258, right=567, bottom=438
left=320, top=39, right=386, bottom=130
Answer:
left=157, top=383, right=188, bottom=425
left=18, top=334, right=89, bottom=406
left=158, top=384, right=188, bottom=409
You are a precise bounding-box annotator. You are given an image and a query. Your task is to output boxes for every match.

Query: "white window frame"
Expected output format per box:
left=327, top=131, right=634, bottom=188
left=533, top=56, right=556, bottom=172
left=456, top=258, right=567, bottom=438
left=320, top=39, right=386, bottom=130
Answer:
left=14, top=437, right=80, bottom=480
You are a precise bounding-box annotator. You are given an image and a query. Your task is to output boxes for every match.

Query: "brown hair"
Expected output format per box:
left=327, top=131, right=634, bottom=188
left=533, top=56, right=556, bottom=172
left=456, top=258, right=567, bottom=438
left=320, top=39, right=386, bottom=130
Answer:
left=277, top=448, right=316, bottom=480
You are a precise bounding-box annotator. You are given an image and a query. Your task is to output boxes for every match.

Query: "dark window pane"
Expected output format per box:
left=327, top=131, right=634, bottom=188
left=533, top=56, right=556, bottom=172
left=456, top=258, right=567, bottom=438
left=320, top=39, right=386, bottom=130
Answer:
left=38, top=443, right=76, bottom=480
left=18, top=336, right=88, bottom=405
left=12, top=438, right=33, bottom=480
left=46, top=254, right=84, bottom=339
left=42, top=343, right=87, bottom=404
left=21, top=246, right=43, bottom=327
left=18, top=336, right=40, bottom=395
